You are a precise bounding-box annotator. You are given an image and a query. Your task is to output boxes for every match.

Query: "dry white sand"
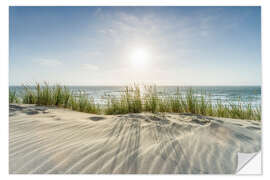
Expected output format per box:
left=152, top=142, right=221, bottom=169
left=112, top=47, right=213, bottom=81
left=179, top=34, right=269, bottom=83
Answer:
left=9, top=104, right=261, bottom=174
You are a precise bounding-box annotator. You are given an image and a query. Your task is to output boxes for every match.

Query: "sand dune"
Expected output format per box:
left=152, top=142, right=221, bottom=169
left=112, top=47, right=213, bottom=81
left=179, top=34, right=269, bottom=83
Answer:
left=9, top=104, right=261, bottom=174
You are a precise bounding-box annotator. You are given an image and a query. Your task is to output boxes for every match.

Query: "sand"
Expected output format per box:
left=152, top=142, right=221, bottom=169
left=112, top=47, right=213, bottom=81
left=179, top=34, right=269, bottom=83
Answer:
left=9, top=104, right=261, bottom=174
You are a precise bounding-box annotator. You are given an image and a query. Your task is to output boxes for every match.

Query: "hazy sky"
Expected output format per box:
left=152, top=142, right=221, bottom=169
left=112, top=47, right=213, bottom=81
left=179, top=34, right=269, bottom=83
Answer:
left=9, top=6, right=261, bottom=86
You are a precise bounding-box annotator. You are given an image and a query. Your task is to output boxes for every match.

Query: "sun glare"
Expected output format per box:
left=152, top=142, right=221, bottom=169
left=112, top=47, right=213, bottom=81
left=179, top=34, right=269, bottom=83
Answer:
left=130, top=48, right=149, bottom=68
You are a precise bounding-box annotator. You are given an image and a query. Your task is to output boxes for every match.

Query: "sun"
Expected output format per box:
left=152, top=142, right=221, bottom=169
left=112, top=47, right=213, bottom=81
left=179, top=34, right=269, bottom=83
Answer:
left=130, top=48, right=149, bottom=68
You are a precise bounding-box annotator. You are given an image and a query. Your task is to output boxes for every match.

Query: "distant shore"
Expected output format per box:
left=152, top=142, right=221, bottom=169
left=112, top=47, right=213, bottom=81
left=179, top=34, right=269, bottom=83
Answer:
left=9, top=104, right=261, bottom=174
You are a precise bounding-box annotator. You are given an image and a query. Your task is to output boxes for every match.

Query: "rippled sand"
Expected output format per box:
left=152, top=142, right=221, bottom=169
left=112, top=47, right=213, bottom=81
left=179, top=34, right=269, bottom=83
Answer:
left=9, top=104, right=261, bottom=174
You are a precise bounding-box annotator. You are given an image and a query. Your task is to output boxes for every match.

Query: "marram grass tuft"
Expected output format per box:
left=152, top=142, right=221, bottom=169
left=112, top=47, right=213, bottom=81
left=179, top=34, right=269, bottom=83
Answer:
left=9, top=83, right=261, bottom=120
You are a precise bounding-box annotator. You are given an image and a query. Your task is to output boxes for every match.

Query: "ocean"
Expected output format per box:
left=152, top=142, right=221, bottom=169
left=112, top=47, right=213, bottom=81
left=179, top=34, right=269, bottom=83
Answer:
left=9, top=85, right=261, bottom=108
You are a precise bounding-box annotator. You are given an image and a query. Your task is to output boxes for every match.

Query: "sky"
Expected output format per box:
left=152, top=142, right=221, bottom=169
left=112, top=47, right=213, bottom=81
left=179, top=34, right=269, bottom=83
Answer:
left=9, top=6, right=261, bottom=86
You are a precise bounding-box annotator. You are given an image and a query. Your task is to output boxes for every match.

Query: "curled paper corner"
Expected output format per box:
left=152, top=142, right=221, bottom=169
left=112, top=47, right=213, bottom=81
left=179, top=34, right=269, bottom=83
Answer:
left=236, top=151, right=261, bottom=174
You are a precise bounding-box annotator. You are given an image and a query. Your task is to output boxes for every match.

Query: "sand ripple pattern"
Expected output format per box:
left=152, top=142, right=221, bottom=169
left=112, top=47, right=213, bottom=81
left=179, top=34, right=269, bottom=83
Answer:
left=9, top=104, right=261, bottom=174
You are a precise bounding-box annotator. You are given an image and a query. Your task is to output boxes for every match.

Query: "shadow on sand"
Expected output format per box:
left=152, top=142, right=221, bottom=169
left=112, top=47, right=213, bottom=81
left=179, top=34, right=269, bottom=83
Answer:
left=9, top=104, right=49, bottom=116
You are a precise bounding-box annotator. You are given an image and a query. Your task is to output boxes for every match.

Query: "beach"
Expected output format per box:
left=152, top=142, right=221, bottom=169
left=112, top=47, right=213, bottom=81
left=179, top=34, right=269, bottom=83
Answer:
left=9, top=104, right=261, bottom=174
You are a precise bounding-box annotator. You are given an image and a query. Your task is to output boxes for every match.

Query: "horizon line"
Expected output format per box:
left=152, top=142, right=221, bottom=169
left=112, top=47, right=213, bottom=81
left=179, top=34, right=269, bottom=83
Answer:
left=9, top=84, right=262, bottom=87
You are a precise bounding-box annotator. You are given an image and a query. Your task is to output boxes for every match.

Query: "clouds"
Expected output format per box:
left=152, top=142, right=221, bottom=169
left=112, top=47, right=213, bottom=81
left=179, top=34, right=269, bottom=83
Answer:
left=95, top=9, right=217, bottom=54
left=9, top=7, right=261, bottom=85
left=81, top=64, right=99, bottom=71
left=36, top=59, right=62, bottom=67
left=94, top=8, right=102, bottom=17
left=97, top=12, right=162, bottom=41
left=88, top=7, right=261, bottom=73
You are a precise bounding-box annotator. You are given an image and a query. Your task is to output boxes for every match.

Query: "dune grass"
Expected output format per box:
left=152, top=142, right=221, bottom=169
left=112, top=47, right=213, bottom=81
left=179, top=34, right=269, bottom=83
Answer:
left=9, top=83, right=261, bottom=120
left=105, top=85, right=142, bottom=114
left=16, top=83, right=101, bottom=114
left=9, top=90, right=20, bottom=104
